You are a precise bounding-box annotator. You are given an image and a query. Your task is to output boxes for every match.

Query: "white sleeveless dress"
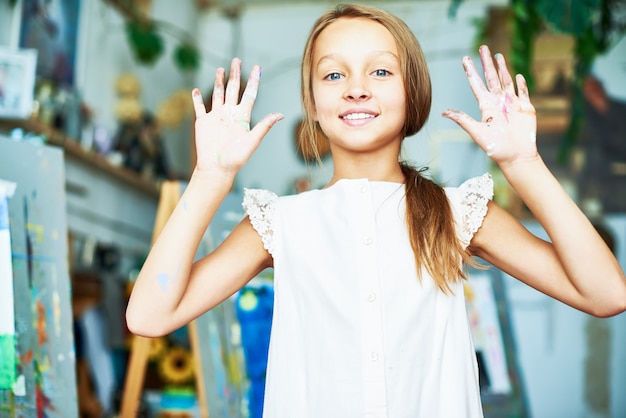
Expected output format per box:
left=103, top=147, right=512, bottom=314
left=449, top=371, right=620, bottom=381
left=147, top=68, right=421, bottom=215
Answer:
left=243, top=174, right=493, bottom=418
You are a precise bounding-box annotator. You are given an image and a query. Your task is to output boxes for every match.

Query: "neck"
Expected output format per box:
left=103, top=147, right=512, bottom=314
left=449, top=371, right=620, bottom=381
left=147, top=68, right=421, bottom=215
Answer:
left=326, top=158, right=405, bottom=187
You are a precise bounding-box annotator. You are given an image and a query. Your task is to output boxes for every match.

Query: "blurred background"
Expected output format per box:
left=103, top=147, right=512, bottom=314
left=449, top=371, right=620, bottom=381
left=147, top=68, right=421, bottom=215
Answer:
left=0, top=0, right=625, bottom=417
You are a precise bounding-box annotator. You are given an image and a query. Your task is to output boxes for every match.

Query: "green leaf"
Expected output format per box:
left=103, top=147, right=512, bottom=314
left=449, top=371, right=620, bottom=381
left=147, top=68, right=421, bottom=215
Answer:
left=447, top=0, right=464, bottom=18
left=535, top=0, right=601, bottom=35
left=125, top=20, right=164, bottom=65
left=173, top=43, right=200, bottom=72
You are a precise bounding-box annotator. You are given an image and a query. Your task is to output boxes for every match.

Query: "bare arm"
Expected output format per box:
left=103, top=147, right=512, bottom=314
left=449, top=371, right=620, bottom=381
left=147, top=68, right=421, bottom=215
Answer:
left=444, top=45, right=626, bottom=317
left=126, top=58, right=282, bottom=336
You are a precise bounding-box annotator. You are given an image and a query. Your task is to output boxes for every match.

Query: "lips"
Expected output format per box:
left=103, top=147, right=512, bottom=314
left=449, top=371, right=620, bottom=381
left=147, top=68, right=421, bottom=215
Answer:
left=342, top=112, right=376, bottom=120
left=339, top=110, right=378, bottom=121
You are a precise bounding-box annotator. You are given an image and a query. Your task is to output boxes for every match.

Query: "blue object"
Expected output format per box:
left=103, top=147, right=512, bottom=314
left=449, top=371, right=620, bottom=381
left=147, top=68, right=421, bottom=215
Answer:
left=236, top=284, right=274, bottom=418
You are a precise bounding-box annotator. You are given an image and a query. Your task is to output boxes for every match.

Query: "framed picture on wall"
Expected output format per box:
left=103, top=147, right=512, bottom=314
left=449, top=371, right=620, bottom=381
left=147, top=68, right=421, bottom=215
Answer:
left=0, top=48, right=37, bottom=119
left=19, top=0, right=81, bottom=87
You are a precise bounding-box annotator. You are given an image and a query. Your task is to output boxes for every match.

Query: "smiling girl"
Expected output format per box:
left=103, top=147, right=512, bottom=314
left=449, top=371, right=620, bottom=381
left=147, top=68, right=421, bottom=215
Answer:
left=126, top=4, right=626, bottom=417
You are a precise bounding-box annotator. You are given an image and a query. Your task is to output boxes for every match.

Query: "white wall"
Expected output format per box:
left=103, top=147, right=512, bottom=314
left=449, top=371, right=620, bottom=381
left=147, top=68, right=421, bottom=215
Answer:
left=593, top=36, right=626, bottom=101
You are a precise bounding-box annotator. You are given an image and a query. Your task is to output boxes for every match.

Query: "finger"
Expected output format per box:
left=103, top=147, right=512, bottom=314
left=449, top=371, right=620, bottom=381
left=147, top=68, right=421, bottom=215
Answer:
left=495, top=53, right=515, bottom=96
left=249, top=112, right=284, bottom=141
left=212, top=67, right=226, bottom=109
left=225, top=58, right=242, bottom=105
left=442, top=109, right=501, bottom=156
left=516, top=74, right=531, bottom=102
left=239, top=65, right=261, bottom=116
left=462, top=56, right=489, bottom=103
left=192, top=88, right=206, bottom=119
left=441, top=108, right=481, bottom=138
left=479, top=45, right=502, bottom=93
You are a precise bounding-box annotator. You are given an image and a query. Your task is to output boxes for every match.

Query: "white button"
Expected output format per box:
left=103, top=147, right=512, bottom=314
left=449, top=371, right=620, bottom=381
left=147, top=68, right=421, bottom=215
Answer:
left=360, top=185, right=368, bottom=193
left=370, top=352, right=379, bottom=361
left=368, top=293, right=376, bottom=302
left=363, top=236, right=373, bottom=246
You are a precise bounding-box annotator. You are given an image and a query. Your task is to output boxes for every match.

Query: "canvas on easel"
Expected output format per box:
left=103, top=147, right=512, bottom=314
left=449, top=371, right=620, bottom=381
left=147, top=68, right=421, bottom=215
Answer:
left=0, top=137, right=77, bottom=418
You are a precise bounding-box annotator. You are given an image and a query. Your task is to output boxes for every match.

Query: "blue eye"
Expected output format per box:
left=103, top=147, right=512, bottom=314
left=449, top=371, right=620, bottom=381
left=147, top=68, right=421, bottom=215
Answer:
left=373, top=69, right=390, bottom=77
left=325, top=72, right=342, bottom=81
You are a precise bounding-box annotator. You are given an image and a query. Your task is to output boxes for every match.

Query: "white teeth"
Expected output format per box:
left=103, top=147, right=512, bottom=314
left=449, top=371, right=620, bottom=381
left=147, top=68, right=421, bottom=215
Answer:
left=342, top=113, right=374, bottom=120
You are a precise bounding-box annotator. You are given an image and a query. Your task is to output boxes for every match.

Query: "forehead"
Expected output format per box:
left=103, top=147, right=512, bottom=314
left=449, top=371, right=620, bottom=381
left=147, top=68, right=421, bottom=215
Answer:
left=313, top=17, right=398, bottom=63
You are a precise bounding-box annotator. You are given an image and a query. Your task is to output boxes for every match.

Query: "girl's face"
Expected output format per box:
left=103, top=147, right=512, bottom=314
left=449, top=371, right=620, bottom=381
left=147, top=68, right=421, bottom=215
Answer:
left=310, top=17, right=406, bottom=157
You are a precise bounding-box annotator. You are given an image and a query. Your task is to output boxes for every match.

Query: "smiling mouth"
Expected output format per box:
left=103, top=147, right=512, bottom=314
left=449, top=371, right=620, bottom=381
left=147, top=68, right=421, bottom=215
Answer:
left=341, top=113, right=376, bottom=121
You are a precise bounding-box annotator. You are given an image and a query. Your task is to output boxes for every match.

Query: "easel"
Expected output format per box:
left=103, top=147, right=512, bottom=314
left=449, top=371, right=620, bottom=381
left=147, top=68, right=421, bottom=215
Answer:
left=120, top=181, right=209, bottom=418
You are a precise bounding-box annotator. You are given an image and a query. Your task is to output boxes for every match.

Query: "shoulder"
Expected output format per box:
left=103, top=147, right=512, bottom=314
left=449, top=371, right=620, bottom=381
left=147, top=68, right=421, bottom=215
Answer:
left=242, top=188, right=281, bottom=255
left=243, top=188, right=317, bottom=255
left=444, top=173, right=494, bottom=249
left=444, top=173, right=494, bottom=201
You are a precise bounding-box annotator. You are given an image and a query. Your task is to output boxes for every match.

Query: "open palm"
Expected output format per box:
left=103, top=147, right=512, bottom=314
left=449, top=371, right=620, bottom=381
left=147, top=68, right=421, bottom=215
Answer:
left=443, top=45, right=538, bottom=167
left=192, top=58, right=283, bottom=174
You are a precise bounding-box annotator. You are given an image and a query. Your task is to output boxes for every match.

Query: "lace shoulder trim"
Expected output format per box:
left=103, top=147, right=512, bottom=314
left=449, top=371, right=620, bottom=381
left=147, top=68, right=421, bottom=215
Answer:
left=243, top=188, right=278, bottom=255
left=457, top=173, right=494, bottom=248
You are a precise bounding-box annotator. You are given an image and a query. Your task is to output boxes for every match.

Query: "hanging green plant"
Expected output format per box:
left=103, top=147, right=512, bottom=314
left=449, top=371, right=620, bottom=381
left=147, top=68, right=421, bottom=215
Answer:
left=125, top=20, right=164, bottom=65
left=107, top=0, right=201, bottom=73
left=173, top=43, right=201, bottom=72
left=510, top=0, right=542, bottom=93
left=536, top=0, right=602, bottom=36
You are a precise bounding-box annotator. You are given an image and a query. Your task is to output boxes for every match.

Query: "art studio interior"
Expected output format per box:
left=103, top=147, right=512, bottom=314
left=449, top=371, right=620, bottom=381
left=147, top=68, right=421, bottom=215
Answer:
left=0, top=0, right=625, bottom=417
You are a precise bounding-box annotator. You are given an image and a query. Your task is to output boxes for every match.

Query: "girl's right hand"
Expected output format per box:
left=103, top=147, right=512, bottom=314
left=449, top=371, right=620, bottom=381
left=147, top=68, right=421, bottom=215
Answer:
left=192, top=58, right=283, bottom=175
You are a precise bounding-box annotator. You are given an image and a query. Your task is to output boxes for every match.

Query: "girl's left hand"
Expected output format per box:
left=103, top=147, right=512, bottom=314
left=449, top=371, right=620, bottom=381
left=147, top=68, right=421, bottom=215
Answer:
left=442, top=45, right=538, bottom=167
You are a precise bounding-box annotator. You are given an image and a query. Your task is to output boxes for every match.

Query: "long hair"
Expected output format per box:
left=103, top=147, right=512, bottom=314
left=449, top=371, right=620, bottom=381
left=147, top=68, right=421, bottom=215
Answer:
left=301, top=3, right=475, bottom=292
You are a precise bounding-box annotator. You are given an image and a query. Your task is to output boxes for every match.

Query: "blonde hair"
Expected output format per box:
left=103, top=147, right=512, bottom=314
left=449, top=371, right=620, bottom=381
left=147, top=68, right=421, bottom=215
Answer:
left=300, top=3, right=476, bottom=293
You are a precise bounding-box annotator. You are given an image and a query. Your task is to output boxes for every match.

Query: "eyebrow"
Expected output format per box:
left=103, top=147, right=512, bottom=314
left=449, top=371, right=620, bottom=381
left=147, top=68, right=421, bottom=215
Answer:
left=316, top=50, right=400, bottom=67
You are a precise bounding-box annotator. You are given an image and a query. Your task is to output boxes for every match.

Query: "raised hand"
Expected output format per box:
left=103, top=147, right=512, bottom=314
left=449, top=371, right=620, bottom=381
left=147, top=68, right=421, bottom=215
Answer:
left=442, top=45, right=538, bottom=167
left=192, top=58, right=283, bottom=174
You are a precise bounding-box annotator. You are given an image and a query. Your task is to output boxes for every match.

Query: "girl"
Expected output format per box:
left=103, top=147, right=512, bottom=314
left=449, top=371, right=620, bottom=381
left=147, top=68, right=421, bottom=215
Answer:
left=126, top=3, right=626, bottom=417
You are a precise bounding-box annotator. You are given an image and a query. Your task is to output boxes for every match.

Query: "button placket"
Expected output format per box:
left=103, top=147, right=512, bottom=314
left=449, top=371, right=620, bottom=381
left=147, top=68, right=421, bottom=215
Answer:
left=354, top=180, right=388, bottom=413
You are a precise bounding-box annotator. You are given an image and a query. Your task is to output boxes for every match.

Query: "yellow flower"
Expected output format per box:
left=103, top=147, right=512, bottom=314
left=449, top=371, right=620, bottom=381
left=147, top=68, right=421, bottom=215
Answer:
left=156, top=89, right=194, bottom=128
left=169, top=89, right=194, bottom=117
left=115, top=73, right=141, bottom=97
left=158, top=346, right=195, bottom=385
left=156, top=99, right=184, bottom=128
left=114, top=96, right=143, bottom=123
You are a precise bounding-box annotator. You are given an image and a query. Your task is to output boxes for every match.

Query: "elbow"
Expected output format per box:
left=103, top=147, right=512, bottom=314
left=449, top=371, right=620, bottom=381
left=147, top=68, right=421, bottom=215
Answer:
left=125, top=306, right=169, bottom=338
left=593, top=300, right=626, bottom=318
left=589, top=288, right=626, bottom=318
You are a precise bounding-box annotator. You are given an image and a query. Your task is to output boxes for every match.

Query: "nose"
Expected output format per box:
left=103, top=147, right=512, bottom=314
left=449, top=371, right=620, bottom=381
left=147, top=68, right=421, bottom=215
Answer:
left=344, top=76, right=370, bottom=101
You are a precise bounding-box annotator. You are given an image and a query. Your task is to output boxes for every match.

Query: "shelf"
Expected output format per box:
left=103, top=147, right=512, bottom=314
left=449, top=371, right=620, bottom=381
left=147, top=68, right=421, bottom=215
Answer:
left=0, top=118, right=160, bottom=198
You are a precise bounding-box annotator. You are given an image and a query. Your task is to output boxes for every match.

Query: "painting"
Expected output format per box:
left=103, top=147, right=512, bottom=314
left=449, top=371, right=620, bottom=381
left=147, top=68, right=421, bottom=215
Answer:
left=465, top=265, right=530, bottom=418
left=0, top=137, right=77, bottom=418
left=0, top=48, right=37, bottom=119
left=18, top=0, right=81, bottom=87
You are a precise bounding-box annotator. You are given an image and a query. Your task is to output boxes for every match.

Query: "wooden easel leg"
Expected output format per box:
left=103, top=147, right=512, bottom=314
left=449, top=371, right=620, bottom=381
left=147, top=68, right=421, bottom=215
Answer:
left=120, top=335, right=152, bottom=417
left=189, top=319, right=210, bottom=417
